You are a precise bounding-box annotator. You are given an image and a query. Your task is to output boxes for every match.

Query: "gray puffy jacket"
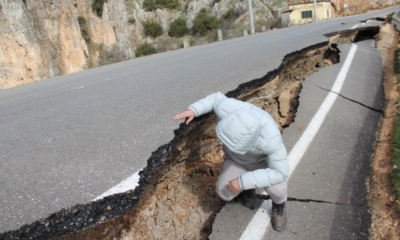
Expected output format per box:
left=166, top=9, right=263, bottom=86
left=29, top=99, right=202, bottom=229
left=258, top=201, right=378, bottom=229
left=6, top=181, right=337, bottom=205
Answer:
left=188, top=92, right=289, bottom=190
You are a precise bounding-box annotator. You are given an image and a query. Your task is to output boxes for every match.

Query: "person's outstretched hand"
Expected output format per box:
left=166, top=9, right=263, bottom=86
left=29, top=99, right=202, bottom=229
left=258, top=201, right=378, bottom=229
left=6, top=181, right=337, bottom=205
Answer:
left=173, top=109, right=195, bottom=125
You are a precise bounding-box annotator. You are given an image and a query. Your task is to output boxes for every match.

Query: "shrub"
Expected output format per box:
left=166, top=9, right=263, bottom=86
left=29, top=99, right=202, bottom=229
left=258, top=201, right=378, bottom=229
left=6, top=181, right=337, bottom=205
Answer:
left=190, top=29, right=218, bottom=46
left=128, top=17, right=136, bottom=25
left=77, top=16, right=90, bottom=43
left=143, top=0, right=179, bottom=11
left=135, top=42, right=156, bottom=57
left=221, top=8, right=245, bottom=30
left=98, top=44, right=128, bottom=66
left=168, top=18, right=189, bottom=37
left=222, top=8, right=241, bottom=21
left=159, top=0, right=179, bottom=9
left=78, top=16, right=86, bottom=26
left=143, top=0, right=156, bottom=11
left=92, top=0, right=108, bottom=17
left=192, top=8, right=219, bottom=36
left=143, top=20, right=163, bottom=38
left=156, top=37, right=183, bottom=52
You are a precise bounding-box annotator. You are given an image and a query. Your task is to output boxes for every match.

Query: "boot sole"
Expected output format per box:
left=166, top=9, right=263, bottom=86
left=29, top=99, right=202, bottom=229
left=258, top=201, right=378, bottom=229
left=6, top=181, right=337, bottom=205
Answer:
left=272, top=224, right=286, bottom=232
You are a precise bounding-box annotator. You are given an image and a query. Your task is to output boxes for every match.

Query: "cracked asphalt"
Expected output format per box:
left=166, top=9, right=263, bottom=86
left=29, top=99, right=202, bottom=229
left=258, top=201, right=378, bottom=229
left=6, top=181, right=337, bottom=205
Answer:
left=0, top=5, right=398, bottom=235
left=211, top=39, right=384, bottom=239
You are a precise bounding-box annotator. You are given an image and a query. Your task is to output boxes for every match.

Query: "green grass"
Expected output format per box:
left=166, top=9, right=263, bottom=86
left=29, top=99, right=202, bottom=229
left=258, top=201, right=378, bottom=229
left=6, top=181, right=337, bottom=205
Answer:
left=391, top=48, right=400, bottom=213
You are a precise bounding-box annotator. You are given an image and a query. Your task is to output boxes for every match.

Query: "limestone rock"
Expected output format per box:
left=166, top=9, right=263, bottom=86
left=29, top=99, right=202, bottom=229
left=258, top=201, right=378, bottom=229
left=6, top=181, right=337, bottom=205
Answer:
left=0, top=0, right=49, bottom=89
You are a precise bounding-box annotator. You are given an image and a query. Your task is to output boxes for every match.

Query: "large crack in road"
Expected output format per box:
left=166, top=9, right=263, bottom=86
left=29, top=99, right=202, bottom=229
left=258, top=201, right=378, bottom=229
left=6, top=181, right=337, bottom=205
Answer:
left=0, top=26, right=381, bottom=240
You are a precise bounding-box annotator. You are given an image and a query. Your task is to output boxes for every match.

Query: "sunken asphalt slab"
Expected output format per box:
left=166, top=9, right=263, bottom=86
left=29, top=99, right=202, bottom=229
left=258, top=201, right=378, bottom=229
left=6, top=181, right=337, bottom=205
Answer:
left=0, top=5, right=398, bottom=233
left=210, top=40, right=383, bottom=239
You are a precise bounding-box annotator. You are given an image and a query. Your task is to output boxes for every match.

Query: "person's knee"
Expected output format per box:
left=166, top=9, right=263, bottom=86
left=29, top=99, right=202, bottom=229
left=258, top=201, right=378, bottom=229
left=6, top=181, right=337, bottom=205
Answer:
left=217, top=191, right=231, bottom=201
left=215, top=185, right=236, bottom=201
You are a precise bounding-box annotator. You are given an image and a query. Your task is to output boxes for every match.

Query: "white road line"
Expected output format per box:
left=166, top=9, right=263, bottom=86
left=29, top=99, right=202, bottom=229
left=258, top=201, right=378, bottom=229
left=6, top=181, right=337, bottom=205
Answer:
left=239, top=44, right=358, bottom=240
left=94, top=170, right=141, bottom=201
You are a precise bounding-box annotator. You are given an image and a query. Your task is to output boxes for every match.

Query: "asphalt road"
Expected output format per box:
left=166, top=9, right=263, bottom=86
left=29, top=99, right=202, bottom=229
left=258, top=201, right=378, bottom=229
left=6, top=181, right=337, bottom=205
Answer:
left=0, top=5, right=398, bottom=232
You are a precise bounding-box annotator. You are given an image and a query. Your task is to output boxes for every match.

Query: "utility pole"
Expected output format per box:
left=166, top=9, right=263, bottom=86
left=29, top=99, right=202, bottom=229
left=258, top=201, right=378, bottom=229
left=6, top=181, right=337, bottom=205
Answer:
left=248, top=0, right=255, bottom=34
left=313, top=0, right=318, bottom=22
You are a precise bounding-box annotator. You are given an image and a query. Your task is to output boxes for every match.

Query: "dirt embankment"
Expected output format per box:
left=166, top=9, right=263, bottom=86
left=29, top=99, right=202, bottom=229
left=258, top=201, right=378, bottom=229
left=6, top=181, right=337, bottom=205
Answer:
left=368, top=23, right=400, bottom=240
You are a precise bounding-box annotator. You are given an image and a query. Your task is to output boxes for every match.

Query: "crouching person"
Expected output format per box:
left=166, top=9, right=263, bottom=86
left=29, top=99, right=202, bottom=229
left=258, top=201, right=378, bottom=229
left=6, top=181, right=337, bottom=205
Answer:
left=173, top=92, right=289, bottom=232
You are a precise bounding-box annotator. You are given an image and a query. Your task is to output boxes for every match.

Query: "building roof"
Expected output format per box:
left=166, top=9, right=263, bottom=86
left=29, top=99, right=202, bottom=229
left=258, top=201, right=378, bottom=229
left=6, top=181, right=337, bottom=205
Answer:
left=281, top=9, right=293, bottom=13
left=288, top=0, right=331, bottom=6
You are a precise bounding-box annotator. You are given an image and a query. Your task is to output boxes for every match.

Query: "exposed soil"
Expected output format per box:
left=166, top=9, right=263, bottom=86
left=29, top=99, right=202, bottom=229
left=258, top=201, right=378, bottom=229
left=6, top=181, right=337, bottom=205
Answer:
left=368, top=23, right=400, bottom=240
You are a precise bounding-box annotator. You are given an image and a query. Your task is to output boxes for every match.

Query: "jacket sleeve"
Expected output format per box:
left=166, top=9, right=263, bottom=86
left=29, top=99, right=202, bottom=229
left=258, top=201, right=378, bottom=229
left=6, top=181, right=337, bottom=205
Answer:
left=239, top=140, right=289, bottom=190
left=188, top=92, right=227, bottom=117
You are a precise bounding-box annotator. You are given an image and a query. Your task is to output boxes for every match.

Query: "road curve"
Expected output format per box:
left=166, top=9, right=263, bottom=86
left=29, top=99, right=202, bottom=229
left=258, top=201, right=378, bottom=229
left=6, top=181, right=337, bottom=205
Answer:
left=0, top=5, right=398, bottom=232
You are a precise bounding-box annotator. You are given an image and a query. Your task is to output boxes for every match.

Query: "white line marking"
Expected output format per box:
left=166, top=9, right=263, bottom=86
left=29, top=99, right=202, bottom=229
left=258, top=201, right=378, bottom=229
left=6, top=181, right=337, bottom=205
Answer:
left=238, top=201, right=272, bottom=239
left=239, top=44, right=358, bottom=240
left=94, top=170, right=141, bottom=201
left=351, top=24, right=359, bottom=29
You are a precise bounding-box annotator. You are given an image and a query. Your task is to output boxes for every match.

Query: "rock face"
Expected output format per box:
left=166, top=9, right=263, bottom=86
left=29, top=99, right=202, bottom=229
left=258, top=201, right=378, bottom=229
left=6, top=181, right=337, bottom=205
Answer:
left=0, top=0, right=136, bottom=89
left=0, top=0, right=49, bottom=89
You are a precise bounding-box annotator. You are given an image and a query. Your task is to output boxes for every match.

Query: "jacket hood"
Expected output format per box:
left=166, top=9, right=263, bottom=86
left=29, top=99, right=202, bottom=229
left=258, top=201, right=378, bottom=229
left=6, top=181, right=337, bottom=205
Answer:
left=216, top=108, right=261, bottom=155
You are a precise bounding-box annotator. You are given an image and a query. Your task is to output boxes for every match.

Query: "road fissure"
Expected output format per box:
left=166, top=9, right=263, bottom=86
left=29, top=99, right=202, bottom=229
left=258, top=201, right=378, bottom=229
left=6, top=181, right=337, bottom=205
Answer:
left=311, top=81, right=384, bottom=114
left=256, top=195, right=366, bottom=207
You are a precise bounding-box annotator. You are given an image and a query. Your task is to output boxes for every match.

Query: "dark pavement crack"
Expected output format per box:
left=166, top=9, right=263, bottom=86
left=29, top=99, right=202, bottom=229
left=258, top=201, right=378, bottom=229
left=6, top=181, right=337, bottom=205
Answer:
left=256, top=194, right=365, bottom=207
left=312, top=82, right=384, bottom=114
left=286, top=197, right=343, bottom=206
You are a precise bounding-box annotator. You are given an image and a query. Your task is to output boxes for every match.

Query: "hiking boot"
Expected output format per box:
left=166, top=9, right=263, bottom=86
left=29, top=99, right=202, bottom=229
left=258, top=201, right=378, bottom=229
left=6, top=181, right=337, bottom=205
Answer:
left=239, top=189, right=256, bottom=210
left=271, top=202, right=287, bottom=232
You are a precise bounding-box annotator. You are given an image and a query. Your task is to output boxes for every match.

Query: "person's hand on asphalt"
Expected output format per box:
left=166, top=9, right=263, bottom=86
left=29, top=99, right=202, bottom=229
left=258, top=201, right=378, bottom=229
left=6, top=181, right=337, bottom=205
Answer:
left=228, top=178, right=241, bottom=194
left=173, top=109, right=195, bottom=125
